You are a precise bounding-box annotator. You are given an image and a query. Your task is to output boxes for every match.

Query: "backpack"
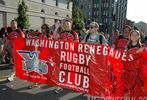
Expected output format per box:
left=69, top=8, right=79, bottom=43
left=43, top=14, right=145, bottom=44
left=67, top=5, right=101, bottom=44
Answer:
left=85, top=33, right=103, bottom=44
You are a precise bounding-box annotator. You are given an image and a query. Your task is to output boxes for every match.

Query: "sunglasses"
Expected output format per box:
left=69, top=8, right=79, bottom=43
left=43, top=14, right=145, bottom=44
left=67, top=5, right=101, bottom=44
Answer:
left=89, top=26, right=95, bottom=29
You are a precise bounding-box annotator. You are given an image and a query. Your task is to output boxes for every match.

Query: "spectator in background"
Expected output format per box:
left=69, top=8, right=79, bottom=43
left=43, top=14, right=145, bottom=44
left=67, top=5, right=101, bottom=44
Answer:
left=26, top=29, right=36, bottom=38
left=110, top=30, right=120, bottom=46
left=38, top=24, right=50, bottom=38
left=0, top=28, right=5, bottom=64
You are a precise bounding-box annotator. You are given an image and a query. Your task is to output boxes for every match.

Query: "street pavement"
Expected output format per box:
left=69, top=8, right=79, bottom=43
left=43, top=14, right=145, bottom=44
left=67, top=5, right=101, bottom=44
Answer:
left=0, top=64, right=89, bottom=100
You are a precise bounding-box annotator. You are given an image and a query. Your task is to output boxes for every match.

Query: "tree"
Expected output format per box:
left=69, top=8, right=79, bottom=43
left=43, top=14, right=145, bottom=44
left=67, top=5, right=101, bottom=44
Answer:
left=72, top=7, right=85, bottom=30
left=16, top=0, right=29, bottom=29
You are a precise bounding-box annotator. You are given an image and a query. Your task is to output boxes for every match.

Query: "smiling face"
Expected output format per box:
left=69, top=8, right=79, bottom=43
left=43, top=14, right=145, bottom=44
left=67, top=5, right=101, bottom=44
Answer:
left=89, top=22, right=99, bottom=34
left=123, top=25, right=132, bottom=38
left=62, top=21, right=72, bottom=31
left=130, top=30, right=140, bottom=42
left=10, top=20, right=17, bottom=30
left=124, top=27, right=130, bottom=38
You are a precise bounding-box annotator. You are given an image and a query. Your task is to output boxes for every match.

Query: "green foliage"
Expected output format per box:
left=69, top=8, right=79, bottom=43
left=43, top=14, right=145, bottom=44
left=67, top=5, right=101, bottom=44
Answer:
left=72, top=7, right=85, bottom=30
left=16, top=0, right=29, bottom=29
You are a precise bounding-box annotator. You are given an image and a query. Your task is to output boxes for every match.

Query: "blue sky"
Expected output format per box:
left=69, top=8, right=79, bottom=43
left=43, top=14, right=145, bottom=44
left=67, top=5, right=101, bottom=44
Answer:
left=127, top=0, right=147, bottom=23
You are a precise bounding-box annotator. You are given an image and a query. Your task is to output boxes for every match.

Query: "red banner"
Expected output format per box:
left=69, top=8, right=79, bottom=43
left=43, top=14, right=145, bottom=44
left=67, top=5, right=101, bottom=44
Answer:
left=13, top=38, right=147, bottom=97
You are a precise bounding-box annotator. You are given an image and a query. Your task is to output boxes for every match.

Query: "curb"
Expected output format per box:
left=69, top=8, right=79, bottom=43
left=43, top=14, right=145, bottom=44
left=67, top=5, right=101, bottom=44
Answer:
left=0, top=75, right=9, bottom=82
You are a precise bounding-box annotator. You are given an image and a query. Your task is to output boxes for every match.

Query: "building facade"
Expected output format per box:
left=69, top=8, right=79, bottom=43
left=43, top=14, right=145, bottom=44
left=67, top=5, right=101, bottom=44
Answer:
left=0, top=0, right=73, bottom=30
left=73, top=0, right=92, bottom=26
left=74, top=0, right=115, bottom=33
left=115, top=0, right=127, bottom=34
left=125, top=18, right=134, bottom=27
left=92, top=0, right=115, bottom=33
left=134, top=21, right=147, bottom=36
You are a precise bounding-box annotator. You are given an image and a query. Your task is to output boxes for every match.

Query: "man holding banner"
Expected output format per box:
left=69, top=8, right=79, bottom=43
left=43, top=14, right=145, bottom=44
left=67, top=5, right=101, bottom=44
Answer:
left=53, top=18, right=79, bottom=94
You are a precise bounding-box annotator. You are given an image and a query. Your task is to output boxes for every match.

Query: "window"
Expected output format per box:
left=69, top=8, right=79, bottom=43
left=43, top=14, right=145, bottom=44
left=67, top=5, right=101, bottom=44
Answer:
left=67, top=1, right=70, bottom=9
left=41, top=0, right=45, bottom=3
left=93, top=11, right=96, bottom=16
left=93, top=18, right=95, bottom=21
left=103, top=10, right=107, bottom=16
left=89, top=12, right=91, bottom=16
left=94, top=4, right=96, bottom=8
left=0, top=0, right=5, bottom=5
left=54, top=19, right=58, bottom=23
left=97, top=11, right=99, bottom=15
left=56, top=0, right=58, bottom=6
left=80, top=5, right=83, bottom=9
left=40, top=17, right=45, bottom=24
left=41, top=9, right=45, bottom=13
left=55, top=12, right=58, bottom=15
left=97, top=4, right=99, bottom=8
left=112, top=4, right=114, bottom=8
left=104, top=3, right=108, bottom=7
left=88, top=5, right=91, bottom=8
left=105, top=18, right=108, bottom=23
left=66, top=14, right=69, bottom=17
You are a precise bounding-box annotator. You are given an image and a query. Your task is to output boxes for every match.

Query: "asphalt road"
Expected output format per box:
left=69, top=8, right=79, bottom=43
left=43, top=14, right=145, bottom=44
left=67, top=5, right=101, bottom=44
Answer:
left=0, top=64, right=90, bottom=100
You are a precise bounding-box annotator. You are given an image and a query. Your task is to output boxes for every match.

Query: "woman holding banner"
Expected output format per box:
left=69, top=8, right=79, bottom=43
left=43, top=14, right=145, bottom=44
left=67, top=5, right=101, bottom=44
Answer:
left=83, top=21, right=107, bottom=45
left=121, top=30, right=147, bottom=98
left=28, top=24, right=50, bottom=89
left=83, top=21, right=107, bottom=100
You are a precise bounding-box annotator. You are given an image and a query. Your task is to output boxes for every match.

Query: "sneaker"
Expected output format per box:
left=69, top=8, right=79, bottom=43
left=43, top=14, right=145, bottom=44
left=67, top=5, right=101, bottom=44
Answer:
left=7, top=73, right=15, bottom=81
left=55, top=88, right=63, bottom=94
left=7, top=77, right=14, bottom=81
left=28, top=83, right=40, bottom=89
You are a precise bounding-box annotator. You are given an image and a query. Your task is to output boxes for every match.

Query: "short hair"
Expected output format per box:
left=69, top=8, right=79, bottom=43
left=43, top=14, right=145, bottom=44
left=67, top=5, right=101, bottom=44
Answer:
left=124, top=25, right=132, bottom=32
left=11, top=20, right=17, bottom=24
left=62, top=18, right=73, bottom=25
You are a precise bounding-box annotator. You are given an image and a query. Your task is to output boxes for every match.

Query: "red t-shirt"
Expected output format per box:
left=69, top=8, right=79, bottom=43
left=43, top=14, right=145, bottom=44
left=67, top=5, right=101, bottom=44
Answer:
left=59, top=31, right=79, bottom=41
left=114, top=36, right=119, bottom=45
left=117, top=38, right=128, bottom=52
left=7, top=32, right=20, bottom=40
left=7, top=31, right=20, bottom=46
left=38, top=33, right=47, bottom=38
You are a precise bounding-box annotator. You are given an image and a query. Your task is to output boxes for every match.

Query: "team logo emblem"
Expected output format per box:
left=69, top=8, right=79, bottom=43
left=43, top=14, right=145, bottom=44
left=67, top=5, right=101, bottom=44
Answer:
left=18, top=50, right=48, bottom=75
